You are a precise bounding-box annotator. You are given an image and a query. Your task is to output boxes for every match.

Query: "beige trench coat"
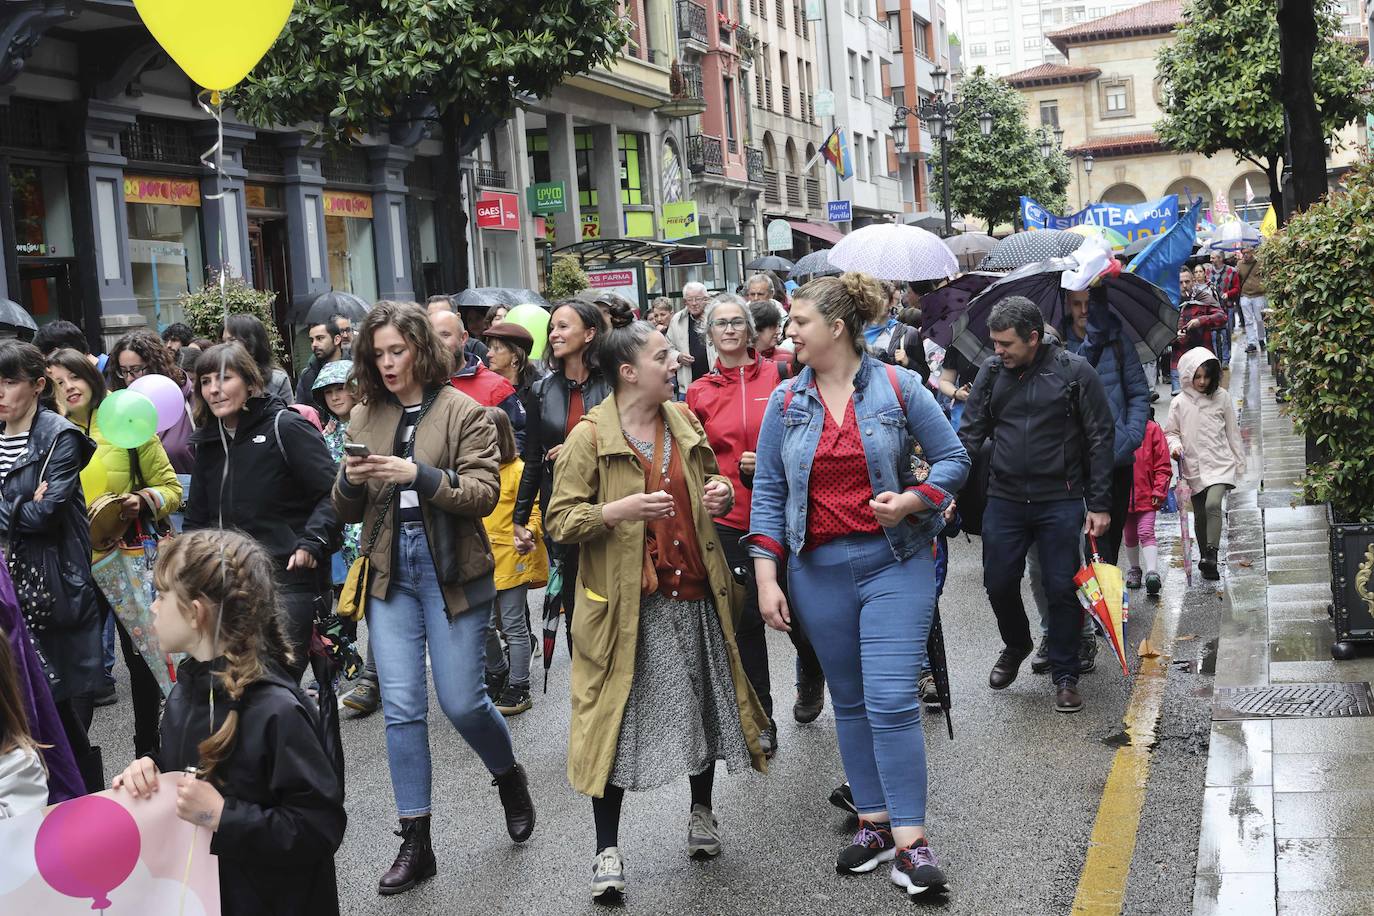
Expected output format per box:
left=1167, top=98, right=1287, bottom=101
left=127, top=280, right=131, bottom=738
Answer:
left=546, top=394, right=770, bottom=797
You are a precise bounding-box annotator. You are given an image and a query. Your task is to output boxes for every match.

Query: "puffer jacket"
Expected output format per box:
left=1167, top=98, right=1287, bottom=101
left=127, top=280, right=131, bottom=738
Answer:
left=333, top=385, right=501, bottom=617
left=1064, top=287, right=1150, bottom=466
left=685, top=351, right=785, bottom=531
left=154, top=656, right=345, bottom=916
left=484, top=459, right=548, bottom=590
left=1164, top=347, right=1247, bottom=491
left=514, top=369, right=610, bottom=527
left=1129, top=420, right=1173, bottom=513
left=80, top=414, right=182, bottom=525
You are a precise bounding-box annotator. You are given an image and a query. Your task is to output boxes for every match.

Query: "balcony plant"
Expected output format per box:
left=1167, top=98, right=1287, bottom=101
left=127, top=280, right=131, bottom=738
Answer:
left=1263, top=154, right=1374, bottom=655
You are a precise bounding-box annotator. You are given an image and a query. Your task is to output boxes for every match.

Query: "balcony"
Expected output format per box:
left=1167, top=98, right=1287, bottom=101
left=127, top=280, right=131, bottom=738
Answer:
left=678, top=0, right=708, bottom=46
left=475, top=166, right=508, bottom=188
left=806, top=176, right=821, bottom=209
left=677, top=61, right=705, bottom=102
left=764, top=168, right=780, bottom=204
left=746, top=147, right=765, bottom=184
left=686, top=133, right=724, bottom=176
left=786, top=174, right=802, bottom=208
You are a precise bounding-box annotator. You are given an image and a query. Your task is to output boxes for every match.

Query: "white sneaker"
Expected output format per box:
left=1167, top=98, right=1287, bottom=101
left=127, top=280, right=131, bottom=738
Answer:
left=687, top=803, right=722, bottom=859
left=591, top=846, right=625, bottom=900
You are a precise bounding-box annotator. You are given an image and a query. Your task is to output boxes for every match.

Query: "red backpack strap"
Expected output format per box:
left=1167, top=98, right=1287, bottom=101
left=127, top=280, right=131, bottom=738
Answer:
left=885, top=363, right=906, bottom=412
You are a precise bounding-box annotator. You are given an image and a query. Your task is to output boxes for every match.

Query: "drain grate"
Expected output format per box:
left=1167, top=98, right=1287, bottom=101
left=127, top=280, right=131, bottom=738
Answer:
left=1212, top=682, right=1374, bottom=720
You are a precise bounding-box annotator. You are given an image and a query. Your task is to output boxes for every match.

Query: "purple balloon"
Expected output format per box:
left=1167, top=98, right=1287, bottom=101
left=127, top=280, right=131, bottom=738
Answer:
left=34, top=794, right=141, bottom=910
left=129, top=373, right=187, bottom=434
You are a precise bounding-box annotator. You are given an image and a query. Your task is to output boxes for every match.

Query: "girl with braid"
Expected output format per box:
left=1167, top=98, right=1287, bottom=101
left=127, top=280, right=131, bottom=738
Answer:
left=113, top=529, right=346, bottom=916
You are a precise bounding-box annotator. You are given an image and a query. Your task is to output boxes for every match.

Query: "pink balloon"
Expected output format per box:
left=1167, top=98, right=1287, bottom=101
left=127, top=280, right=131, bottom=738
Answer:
left=34, top=794, right=141, bottom=910
left=129, top=373, right=187, bottom=434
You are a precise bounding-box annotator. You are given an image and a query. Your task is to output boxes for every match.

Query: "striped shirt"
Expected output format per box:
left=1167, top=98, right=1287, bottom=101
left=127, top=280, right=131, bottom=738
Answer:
left=0, top=432, right=29, bottom=484
left=395, top=404, right=422, bottom=523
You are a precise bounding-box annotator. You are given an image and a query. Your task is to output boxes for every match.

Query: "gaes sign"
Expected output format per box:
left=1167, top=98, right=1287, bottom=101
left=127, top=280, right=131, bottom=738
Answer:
left=476, top=191, right=520, bottom=231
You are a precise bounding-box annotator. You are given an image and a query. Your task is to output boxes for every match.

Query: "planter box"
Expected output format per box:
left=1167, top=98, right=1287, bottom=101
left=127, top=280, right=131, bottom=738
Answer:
left=1329, top=508, right=1374, bottom=658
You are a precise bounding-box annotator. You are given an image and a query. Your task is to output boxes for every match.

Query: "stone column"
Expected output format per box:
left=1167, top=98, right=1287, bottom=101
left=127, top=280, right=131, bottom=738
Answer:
left=591, top=123, right=623, bottom=239
left=277, top=135, right=329, bottom=319
left=193, top=120, right=254, bottom=284
left=368, top=144, right=415, bottom=302
left=74, top=100, right=140, bottom=338
left=544, top=112, right=581, bottom=246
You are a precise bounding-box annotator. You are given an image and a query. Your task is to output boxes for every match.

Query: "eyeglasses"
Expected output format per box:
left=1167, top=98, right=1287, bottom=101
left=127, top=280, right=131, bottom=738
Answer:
left=115, top=364, right=149, bottom=380
left=709, top=318, right=748, bottom=330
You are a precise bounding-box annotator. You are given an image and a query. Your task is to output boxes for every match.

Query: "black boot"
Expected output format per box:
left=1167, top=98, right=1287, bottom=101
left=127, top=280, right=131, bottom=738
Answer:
left=493, top=762, right=536, bottom=843
left=378, top=815, right=437, bottom=895
left=1200, top=547, right=1221, bottom=581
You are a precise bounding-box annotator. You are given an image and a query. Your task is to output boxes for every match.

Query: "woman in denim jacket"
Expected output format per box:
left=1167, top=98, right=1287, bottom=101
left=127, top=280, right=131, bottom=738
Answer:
left=746, top=272, right=969, bottom=897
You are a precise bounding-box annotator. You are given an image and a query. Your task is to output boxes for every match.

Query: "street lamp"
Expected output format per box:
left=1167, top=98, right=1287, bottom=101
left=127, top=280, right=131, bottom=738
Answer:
left=889, top=65, right=992, bottom=237
left=1043, top=127, right=1096, bottom=204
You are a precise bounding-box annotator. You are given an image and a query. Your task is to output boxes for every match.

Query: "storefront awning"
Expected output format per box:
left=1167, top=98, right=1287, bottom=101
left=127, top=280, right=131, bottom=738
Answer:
left=788, top=220, right=843, bottom=245
left=554, top=237, right=745, bottom=267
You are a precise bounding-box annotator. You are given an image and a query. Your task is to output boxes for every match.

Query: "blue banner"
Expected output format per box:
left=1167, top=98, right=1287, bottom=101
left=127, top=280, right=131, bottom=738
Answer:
left=1127, top=197, right=1202, bottom=307
left=1020, top=194, right=1179, bottom=243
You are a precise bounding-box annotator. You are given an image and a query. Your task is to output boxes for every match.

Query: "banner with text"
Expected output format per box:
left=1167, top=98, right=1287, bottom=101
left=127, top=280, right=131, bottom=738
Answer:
left=1020, top=194, right=1178, bottom=243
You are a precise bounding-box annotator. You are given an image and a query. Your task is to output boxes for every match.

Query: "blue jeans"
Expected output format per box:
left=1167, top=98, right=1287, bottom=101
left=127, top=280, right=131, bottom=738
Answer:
left=367, top=523, right=515, bottom=817
left=982, top=497, right=1086, bottom=685
left=788, top=534, right=935, bottom=828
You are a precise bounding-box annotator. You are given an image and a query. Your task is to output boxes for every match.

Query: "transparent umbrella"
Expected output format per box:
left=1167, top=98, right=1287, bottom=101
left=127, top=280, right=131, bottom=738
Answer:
left=828, top=223, right=958, bottom=281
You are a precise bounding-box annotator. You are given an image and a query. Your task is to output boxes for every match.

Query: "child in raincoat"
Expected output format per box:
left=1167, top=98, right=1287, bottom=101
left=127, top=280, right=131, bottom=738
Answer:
left=1124, top=407, right=1172, bottom=596
left=1164, top=348, right=1246, bottom=582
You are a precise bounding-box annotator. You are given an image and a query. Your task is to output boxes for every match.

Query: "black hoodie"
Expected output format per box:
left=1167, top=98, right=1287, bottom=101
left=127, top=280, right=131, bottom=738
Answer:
left=184, top=395, right=340, bottom=589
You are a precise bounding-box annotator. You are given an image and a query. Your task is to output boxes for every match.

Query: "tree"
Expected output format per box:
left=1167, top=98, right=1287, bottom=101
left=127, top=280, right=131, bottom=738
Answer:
left=1156, top=0, right=1372, bottom=224
left=931, top=69, right=1070, bottom=233
left=546, top=254, right=589, bottom=299
left=234, top=1, right=631, bottom=291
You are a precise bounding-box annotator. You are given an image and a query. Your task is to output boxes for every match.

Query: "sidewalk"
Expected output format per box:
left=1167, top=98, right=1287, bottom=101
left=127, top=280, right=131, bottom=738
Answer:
left=1194, top=354, right=1374, bottom=916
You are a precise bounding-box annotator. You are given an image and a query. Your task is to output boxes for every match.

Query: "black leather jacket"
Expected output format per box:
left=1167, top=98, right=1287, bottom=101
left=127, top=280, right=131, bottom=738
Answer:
left=0, top=406, right=101, bottom=701
left=514, top=369, right=610, bottom=526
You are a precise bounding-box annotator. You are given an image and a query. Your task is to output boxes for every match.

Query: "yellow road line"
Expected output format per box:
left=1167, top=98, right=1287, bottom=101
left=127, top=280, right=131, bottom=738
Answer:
left=1071, top=572, right=1184, bottom=915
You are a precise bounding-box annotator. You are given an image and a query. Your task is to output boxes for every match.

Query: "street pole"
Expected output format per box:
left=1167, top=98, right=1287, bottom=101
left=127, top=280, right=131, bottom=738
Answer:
left=940, top=130, right=951, bottom=237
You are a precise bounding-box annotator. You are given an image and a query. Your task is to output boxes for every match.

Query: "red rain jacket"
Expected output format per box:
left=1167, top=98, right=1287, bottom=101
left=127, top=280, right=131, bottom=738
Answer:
left=1129, top=419, right=1173, bottom=514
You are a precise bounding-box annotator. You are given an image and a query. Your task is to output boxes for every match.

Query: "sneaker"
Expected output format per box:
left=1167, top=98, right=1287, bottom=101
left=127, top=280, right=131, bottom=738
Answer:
left=1145, top=571, right=1162, bottom=596
left=1055, top=678, right=1084, bottom=713
left=343, top=679, right=380, bottom=716
left=485, top=668, right=507, bottom=701
left=1078, top=634, right=1098, bottom=675
left=919, top=670, right=941, bottom=709
left=794, top=673, right=826, bottom=724
left=890, top=840, right=948, bottom=895
left=1030, top=642, right=1051, bottom=674
left=828, top=782, right=857, bottom=815
left=1246, top=343, right=1258, bottom=353
left=495, top=685, right=532, bottom=717
left=836, top=820, right=897, bottom=874
left=758, top=721, right=778, bottom=759
left=1126, top=566, right=1143, bottom=589
left=687, top=804, right=721, bottom=859
left=591, top=846, right=626, bottom=901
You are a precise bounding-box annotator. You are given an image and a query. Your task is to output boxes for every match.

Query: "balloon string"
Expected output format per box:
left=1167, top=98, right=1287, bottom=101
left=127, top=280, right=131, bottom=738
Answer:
left=197, top=89, right=229, bottom=326
left=178, top=824, right=197, bottom=915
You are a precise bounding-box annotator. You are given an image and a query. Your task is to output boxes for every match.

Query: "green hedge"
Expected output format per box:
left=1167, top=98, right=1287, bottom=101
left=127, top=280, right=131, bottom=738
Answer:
left=1263, top=157, right=1374, bottom=522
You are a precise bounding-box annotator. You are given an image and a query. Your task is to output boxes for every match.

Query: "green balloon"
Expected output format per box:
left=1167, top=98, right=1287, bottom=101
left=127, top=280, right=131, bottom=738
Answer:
left=96, top=390, right=159, bottom=449
left=504, top=304, right=551, bottom=360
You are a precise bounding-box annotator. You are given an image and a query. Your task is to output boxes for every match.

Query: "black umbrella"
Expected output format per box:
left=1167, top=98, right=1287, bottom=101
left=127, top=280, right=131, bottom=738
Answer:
left=788, top=250, right=839, bottom=278
left=746, top=255, right=794, bottom=272
left=452, top=287, right=549, bottom=308
left=309, top=622, right=346, bottom=782
left=976, top=230, right=1086, bottom=272
left=288, top=290, right=371, bottom=325
left=0, top=299, right=37, bottom=338
left=541, top=555, right=565, bottom=693
left=926, top=606, right=954, bottom=740
left=948, top=259, right=1179, bottom=367
left=917, top=272, right=1000, bottom=348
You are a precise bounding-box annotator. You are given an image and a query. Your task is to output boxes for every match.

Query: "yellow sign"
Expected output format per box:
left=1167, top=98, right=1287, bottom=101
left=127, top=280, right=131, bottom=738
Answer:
left=123, top=175, right=201, bottom=207
left=581, top=213, right=600, bottom=240
left=323, top=190, right=374, bottom=219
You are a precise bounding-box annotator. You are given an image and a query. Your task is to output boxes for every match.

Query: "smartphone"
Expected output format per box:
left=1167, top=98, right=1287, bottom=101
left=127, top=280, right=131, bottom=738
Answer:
left=343, top=442, right=371, bottom=458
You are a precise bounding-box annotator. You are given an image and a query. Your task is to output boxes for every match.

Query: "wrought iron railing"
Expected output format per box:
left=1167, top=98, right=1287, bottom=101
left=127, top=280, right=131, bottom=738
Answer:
left=686, top=133, right=724, bottom=176
left=475, top=167, right=508, bottom=188
left=678, top=61, right=705, bottom=101
left=746, top=147, right=765, bottom=184
left=677, top=0, right=708, bottom=44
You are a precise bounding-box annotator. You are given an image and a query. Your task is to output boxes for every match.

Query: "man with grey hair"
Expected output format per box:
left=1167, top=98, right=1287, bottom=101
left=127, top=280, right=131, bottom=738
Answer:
left=666, top=280, right=714, bottom=395
left=744, top=273, right=776, bottom=302
left=958, top=296, right=1115, bottom=714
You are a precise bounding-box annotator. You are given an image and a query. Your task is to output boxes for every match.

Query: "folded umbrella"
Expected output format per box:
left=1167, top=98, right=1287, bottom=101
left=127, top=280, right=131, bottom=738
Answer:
left=926, top=605, right=955, bottom=740
left=947, top=258, right=1179, bottom=368
left=1175, top=458, right=1194, bottom=585
left=1073, top=537, right=1129, bottom=676
left=788, top=249, right=840, bottom=279
left=976, top=229, right=1086, bottom=271
left=541, top=555, right=564, bottom=693
left=828, top=223, right=958, bottom=282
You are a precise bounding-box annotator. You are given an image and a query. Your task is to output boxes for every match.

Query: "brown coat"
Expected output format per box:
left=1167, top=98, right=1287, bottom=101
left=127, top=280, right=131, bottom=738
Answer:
left=333, top=385, right=500, bottom=617
left=546, top=395, right=770, bottom=797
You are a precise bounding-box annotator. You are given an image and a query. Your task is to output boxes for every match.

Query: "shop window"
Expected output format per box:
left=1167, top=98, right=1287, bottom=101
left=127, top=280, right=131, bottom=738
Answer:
left=127, top=189, right=204, bottom=330
left=620, top=133, right=646, bottom=206
left=575, top=129, right=596, bottom=208
left=325, top=214, right=379, bottom=305
left=10, top=164, right=74, bottom=259
left=526, top=132, right=552, bottom=184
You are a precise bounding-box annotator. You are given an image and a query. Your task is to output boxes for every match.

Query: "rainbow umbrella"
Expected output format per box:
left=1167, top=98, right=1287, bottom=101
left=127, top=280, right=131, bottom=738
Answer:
left=1073, top=537, right=1129, bottom=675
left=1067, top=223, right=1129, bottom=252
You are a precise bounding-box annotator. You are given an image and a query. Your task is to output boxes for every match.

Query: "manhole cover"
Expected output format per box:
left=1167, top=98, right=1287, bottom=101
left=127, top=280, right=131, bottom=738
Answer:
left=1213, top=683, right=1374, bottom=720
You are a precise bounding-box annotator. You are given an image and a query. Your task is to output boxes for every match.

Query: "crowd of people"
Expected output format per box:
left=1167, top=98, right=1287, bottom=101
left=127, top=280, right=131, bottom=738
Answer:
left=0, top=250, right=1256, bottom=910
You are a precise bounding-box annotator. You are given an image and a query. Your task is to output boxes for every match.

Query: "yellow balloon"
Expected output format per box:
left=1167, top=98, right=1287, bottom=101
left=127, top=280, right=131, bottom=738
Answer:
left=133, top=0, right=295, bottom=91
left=80, top=459, right=108, bottom=501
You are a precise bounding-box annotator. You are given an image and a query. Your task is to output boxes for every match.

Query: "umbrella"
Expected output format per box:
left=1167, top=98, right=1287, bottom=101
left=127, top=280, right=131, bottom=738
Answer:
left=947, top=258, right=1179, bottom=367
left=916, top=272, right=1000, bottom=348
left=788, top=249, right=840, bottom=278
left=309, top=623, right=346, bottom=780
left=903, top=211, right=968, bottom=234
left=1067, top=224, right=1129, bottom=252
left=452, top=287, right=549, bottom=308
left=288, top=290, right=371, bottom=325
left=541, top=555, right=564, bottom=693
left=1175, top=458, right=1194, bottom=585
left=976, top=229, right=1086, bottom=271
left=926, top=606, right=954, bottom=740
left=1123, top=234, right=1156, bottom=257
left=0, top=299, right=37, bottom=338
left=943, top=233, right=999, bottom=271
left=1206, top=220, right=1262, bottom=252
left=1073, top=537, right=1129, bottom=676
left=828, top=223, right=958, bottom=282
left=746, top=255, right=794, bottom=272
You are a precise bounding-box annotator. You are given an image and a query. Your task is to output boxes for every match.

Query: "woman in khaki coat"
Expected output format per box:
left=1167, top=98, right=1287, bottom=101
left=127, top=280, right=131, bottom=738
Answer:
left=546, top=302, right=769, bottom=903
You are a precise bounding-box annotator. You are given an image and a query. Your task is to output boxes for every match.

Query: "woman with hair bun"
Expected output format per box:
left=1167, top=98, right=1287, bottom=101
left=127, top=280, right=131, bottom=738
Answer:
left=746, top=272, right=970, bottom=896
left=546, top=301, right=768, bottom=902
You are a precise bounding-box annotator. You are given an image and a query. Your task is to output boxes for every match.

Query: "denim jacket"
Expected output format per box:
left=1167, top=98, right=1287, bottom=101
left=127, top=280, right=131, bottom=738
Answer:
left=746, top=354, right=970, bottom=563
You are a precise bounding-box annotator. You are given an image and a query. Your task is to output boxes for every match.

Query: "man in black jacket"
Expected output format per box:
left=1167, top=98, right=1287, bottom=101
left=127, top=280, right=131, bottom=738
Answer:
left=958, top=297, right=1114, bottom=714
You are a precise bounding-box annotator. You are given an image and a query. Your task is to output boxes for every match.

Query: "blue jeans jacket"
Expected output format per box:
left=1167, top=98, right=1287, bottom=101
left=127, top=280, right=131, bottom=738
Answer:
left=747, top=354, right=970, bottom=563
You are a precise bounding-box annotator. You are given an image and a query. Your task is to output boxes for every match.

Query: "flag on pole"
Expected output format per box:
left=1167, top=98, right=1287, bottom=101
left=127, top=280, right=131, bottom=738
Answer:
left=820, top=127, right=852, bottom=179
left=1260, top=204, right=1277, bottom=236
left=1127, top=196, right=1203, bottom=306
left=1244, top=177, right=1256, bottom=204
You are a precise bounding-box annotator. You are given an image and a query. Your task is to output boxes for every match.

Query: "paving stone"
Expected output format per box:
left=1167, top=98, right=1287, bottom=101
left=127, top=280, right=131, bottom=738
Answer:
left=1195, top=874, right=1278, bottom=916
left=1273, top=754, right=1374, bottom=793
left=1272, top=718, right=1374, bottom=755
left=1276, top=838, right=1374, bottom=892
left=1270, top=620, right=1339, bottom=663
left=1278, top=890, right=1374, bottom=916
left=1196, top=786, right=1275, bottom=875
left=1206, top=721, right=1273, bottom=788
left=1274, top=790, right=1374, bottom=839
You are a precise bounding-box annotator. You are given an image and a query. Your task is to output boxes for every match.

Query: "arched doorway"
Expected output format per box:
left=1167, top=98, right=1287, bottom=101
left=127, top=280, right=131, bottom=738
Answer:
left=1164, top=178, right=1211, bottom=219
left=1098, top=183, right=1147, bottom=205
left=661, top=137, right=684, bottom=204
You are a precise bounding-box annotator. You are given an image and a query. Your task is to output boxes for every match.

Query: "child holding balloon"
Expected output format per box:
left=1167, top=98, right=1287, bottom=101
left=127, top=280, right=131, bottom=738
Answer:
left=47, top=348, right=181, bottom=759
left=113, top=528, right=346, bottom=915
